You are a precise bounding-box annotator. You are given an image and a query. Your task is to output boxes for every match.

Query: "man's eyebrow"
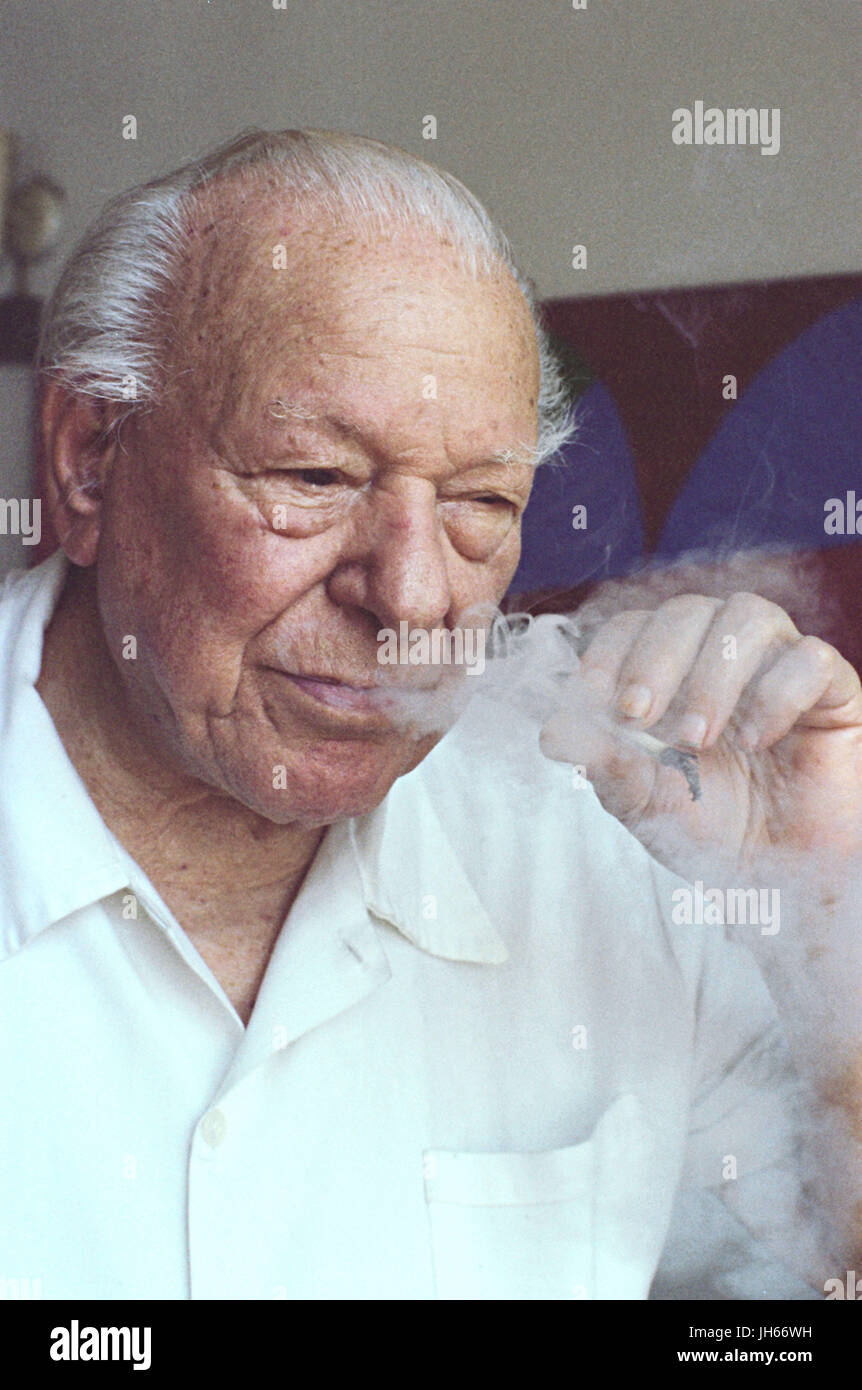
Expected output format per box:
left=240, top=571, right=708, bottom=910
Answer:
left=485, top=445, right=539, bottom=470
left=266, top=399, right=364, bottom=443
left=268, top=399, right=324, bottom=424
left=266, top=399, right=538, bottom=469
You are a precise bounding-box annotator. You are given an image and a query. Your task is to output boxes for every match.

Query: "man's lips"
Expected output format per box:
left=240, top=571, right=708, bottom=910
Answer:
left=270, top=668, right=443, bottom=714
left=282, top=672, right=384, bottom=712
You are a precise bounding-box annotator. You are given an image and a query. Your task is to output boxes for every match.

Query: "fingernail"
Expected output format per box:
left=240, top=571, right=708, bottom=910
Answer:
left=738, top=721, right=760, bottom=752
left=618, top=684, right=652, bottom=719
left=677, top=712, right=708, bottom=748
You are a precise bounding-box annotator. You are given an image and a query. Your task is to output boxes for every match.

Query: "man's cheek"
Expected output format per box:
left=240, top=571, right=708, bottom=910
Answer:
left=459, top=542, right=523, bottom=615
left=165, top=515, right=286, bottom=618
left=133, top=625, right=245, bottom=721
left=104, top=562, right=243, bottom=709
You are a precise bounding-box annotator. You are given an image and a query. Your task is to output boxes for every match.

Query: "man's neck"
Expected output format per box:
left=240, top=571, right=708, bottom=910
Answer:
left=35, top=563, right=325, bottom=1023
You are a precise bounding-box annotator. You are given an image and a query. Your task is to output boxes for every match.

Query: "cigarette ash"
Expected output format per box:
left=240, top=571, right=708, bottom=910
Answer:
left=485, top=612, right=703, bottom=802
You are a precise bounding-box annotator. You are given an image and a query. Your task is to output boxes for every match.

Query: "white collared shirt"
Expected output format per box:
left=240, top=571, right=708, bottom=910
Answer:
left=0, top=555, right=817, bottom=1300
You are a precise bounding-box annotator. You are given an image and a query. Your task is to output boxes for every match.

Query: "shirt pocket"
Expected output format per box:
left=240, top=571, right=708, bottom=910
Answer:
left=422, top=1093, right=663, bottom=1300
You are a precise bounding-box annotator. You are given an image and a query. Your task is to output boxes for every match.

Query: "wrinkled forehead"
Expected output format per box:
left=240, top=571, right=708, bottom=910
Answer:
left=166, top=182, right=540, bottom=437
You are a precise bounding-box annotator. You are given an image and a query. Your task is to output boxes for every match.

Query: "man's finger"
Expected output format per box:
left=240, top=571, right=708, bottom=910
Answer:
left=663, top=592, right=799, bottom=748
left=607, top=594, right=721, bottom=727
left=577, top=610, right=652, bottom=706
left=736, top=635, right=862, bottom=750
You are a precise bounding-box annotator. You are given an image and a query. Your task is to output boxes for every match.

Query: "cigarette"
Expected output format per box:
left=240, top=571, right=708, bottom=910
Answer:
left=620, top=726, right=702, bottom=802
left=546, top=618, right=703, bottom=802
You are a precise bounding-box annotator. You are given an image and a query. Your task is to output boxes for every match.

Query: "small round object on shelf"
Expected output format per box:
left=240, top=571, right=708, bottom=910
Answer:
left=5, top=176, right=66, bottom=264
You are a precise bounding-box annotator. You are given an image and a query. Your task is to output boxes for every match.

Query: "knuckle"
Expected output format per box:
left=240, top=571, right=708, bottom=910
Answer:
left=721, top=590, right=794, bottom=634
left=656, top=593, right=720, bottom=622
left=796, top=634, right=835, bottom=671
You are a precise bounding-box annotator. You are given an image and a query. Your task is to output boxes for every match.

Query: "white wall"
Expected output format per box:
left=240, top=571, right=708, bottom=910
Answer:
left=1, top=0, right=859, bottom=565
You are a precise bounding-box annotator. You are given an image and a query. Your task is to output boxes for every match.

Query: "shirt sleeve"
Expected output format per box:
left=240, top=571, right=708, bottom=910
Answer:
left=650, top=916, right=825, bottom=1300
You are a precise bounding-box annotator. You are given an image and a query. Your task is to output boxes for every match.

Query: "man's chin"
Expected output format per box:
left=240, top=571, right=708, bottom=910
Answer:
left=229, top=732, right=443, bottom=826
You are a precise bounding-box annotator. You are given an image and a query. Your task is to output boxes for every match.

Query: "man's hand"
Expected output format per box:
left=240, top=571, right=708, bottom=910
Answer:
left=540, top=589, right=862, bottom=1271
left=539, top=592, right=862, bottom=875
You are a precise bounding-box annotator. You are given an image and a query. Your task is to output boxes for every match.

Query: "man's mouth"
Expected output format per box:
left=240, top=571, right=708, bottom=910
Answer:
left=281, top=672, right=385, bottom=712
left=263, top=667, right=457, bottom=729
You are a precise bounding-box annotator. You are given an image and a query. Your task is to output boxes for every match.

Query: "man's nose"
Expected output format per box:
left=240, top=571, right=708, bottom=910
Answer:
left=327, top=480, right=453, bottom=630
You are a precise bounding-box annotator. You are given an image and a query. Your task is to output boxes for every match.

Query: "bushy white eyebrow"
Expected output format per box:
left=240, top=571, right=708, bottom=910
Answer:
left=488, top=445, right=539, bottom=470
left=265, top=403, right=538, bottom=472
left=268, top=398, right=320, bottom=422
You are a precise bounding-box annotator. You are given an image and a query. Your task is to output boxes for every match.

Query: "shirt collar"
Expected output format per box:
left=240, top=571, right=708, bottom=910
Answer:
left=0, top=551, right=507, bottom=968
left=0, top=553, right=130, bottom=959
left=349, top=769, right=509, bottom=965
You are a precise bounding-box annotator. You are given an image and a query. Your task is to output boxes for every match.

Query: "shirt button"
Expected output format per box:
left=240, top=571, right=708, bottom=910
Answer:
left=200, top=1109, right=227, bottom=1148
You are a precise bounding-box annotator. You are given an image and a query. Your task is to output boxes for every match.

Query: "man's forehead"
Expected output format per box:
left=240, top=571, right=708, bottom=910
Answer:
left=169, top=207, right=537, bottom=454
left=175, top=183, right=537, bottom=365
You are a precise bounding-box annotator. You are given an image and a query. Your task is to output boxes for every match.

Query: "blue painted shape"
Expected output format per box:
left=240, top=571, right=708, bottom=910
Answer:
left=658, top=297, right=862, bottom=557
left=508, top=382, right=645, bottom=594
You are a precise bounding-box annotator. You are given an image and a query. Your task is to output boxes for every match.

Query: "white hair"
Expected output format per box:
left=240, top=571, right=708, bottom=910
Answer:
left=38, top=129, right=574, bottom=463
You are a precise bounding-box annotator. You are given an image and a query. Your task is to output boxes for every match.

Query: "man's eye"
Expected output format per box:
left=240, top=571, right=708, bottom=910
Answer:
left=295, top=468, right=340, bottom=487
left=475, top=495, right=522, bottom=515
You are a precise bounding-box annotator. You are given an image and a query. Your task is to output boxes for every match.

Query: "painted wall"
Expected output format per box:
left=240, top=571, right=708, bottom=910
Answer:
left=0, top=0, right=859, bottom=568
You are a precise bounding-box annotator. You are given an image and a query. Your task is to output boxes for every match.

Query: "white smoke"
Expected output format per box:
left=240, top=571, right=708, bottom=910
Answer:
left=374, top=573, right=862, bottom=1273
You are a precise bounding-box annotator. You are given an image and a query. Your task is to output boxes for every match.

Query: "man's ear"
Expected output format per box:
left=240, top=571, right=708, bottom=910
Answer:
left=39, top=382, right=123, bottom=567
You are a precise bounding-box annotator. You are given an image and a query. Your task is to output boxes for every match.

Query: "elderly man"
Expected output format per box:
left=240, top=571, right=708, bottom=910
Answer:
left=0, top=129, right=859, bottom=1301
